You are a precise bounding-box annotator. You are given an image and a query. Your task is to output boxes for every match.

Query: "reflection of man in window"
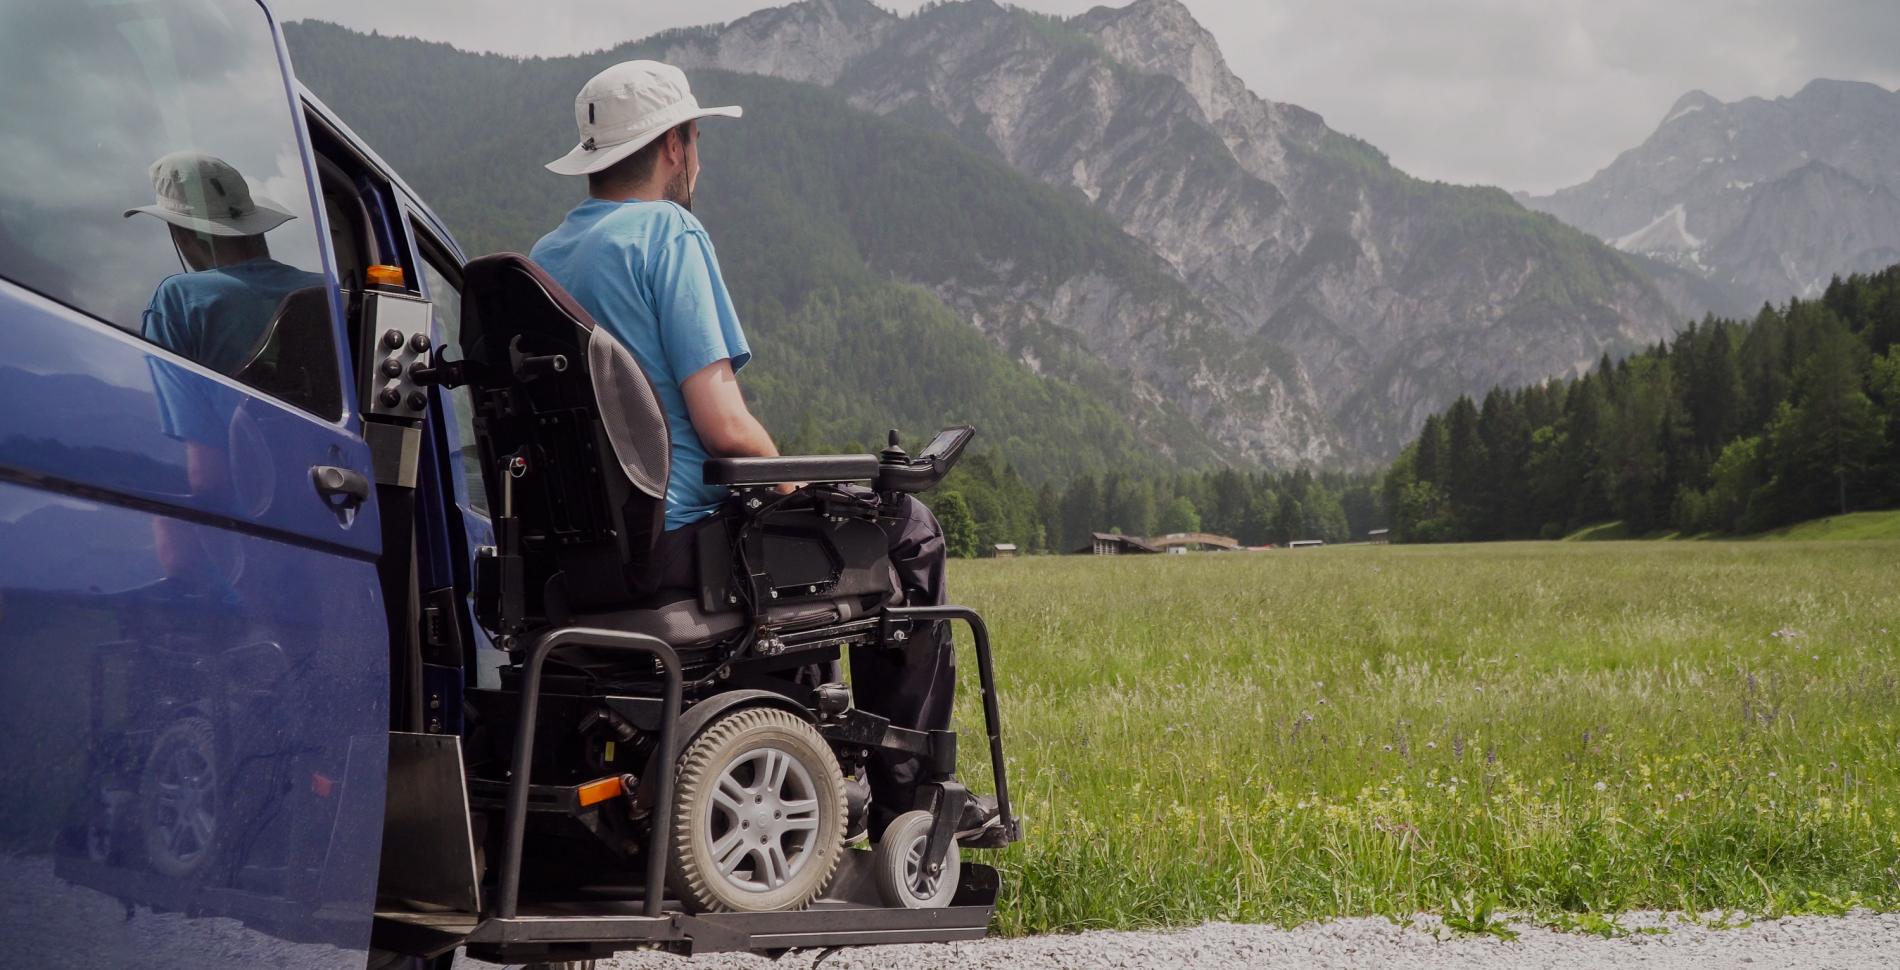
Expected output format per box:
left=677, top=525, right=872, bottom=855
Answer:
left=126, top=151, right=324, bottom=384
left=125, top=151, right=324, bottom=582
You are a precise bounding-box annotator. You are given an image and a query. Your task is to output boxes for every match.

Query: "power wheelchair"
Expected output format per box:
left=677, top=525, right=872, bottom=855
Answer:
left=415, top=254, right=1018, bottom=959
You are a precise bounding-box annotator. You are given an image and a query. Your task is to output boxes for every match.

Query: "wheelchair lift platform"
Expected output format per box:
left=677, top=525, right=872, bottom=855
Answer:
left=373, top=860, right=1002, bottom=961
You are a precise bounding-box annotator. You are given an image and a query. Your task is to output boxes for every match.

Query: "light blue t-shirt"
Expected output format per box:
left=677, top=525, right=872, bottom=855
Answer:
left=142, top=257, right=326, bottom=442
left=531, top=199, right=751, bottom=531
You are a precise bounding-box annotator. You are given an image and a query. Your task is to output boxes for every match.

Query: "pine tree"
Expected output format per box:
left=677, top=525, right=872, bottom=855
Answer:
left=1058, top=475, right=1101, bottom=552
left=1444, top=396, right=1487, bottom=539
left=1478, top=388, right=1533, bottom=537
left=1271, top=492, right=1301, bottom=545
left=1787, top=319, right=1882, bottom=516
left=1687, top=320, right=1743, bottom=456
left=1414, top=414, right=1448, bottom=487
left=1035, top=481, right=1061, bottom=554
left=1206, top=469, right=1251, bottom=538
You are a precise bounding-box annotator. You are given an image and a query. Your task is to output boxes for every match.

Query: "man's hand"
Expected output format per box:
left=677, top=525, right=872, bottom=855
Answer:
left=681, top=358, right=779, bottom=459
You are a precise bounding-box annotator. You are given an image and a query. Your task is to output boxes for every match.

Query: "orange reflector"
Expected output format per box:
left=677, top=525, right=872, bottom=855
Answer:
left=366, top=264, right=405, bottom=287
left=577, top=776, right=624, bottom=807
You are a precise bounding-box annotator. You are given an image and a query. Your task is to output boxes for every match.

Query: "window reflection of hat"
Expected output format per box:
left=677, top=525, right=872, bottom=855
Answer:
left=123, top=151, right=296, bottom=237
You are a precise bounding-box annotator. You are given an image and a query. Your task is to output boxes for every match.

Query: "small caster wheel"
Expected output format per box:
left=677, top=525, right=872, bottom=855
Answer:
left=872, top=809, right=959, bottom=909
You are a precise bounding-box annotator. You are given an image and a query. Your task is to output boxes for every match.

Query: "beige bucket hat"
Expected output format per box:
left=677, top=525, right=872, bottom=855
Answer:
left=545, top=60, right=742, bottom=177
left=123, top=151, right=296, bottom=237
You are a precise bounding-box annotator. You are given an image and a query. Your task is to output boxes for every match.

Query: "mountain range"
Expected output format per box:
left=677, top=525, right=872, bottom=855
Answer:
left=1525, top=79, right=1900, bottom=316
left=287, top=0, right=1688, bottom=472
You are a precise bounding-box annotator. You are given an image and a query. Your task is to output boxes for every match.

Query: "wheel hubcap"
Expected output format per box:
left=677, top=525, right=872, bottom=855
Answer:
left=705, top=746, right=820, bottom=892
left=153, top=745, right=215, bottom=864
left=903, top=833, right=943, bottom=898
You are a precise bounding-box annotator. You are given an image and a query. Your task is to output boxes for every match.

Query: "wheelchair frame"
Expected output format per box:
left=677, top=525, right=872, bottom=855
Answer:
left=373, top=604, right=1016, bottom=962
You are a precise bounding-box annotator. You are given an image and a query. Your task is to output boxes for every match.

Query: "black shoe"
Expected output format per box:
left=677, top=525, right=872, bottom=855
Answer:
left=955, top=794, right=1010, bottom=847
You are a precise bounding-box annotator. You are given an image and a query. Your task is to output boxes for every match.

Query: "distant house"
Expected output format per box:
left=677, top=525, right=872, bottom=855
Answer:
left=990, top=543, right=1018, bottom=558
left=1149, top=532, right=1240, bottom=554
left=1366, top=529, right=1390, bottom=544
left=1075, top=532, right=1161, bottom=555
left=1287, top=539, right=1325, bottom=549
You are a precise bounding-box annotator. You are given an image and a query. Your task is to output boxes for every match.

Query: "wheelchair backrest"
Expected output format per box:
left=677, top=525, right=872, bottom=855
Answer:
left=457, top=253, right=671, bottom=614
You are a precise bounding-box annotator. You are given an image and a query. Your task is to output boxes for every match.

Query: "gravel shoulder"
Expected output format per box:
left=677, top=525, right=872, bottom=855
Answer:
left=595, top=912, right=1900, bottom=970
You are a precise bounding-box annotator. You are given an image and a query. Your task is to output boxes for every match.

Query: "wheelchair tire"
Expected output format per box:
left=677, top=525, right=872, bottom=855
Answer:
left=667, top=707, right=846, bottom=913
left=138, top=717, right=221, bottom=880
left=871, top=809, right=960, bottom=909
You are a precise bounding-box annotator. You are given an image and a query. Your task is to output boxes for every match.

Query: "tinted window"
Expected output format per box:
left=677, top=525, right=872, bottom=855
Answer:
left=413, top=233, right=488, bottom=516
left=0, top=0, right=338, bottom=418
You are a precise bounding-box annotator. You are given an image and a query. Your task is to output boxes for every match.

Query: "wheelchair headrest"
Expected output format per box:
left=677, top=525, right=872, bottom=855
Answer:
left=460, top=253, right=669, bottom=504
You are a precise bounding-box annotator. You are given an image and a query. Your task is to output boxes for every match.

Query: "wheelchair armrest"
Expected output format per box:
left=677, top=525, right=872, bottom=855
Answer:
left=704, top=454, right=881, bottom=487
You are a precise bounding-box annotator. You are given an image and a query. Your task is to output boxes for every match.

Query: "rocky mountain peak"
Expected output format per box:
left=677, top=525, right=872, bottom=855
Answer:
left=1661, top=89, right=1719, bottom=125
left=1526, top=76, right=1900, bottom=312
left=1077, top=0, right=1246, bottom=126
left=1793, top=77, right=1894, bottom=103
left=660, top=0, right=897, bottom=85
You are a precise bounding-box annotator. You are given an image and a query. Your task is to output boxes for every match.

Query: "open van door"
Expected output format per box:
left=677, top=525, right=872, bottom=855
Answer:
left=0, top=2, right=392, bottom=966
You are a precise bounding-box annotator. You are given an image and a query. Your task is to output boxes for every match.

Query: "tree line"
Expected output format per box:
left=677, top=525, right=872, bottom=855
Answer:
left=1382, top=266, right=1900, bottom=542
left=909, top=459, right=1383, bottom=558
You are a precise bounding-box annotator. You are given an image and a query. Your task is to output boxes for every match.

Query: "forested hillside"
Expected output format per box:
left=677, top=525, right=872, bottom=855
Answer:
left=285, top=22, right=1249, bottom=483
left=1382, top=266, right=1900, bottom=542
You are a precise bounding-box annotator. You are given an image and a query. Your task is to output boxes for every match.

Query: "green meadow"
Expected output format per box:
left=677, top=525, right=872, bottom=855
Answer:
left=942, top=540, right=1900, bottom=934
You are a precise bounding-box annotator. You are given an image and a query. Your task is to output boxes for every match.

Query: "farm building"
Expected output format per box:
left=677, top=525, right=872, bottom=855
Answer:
left=1366, top=529, right=1390, bottom=544
left=1075, top=532, right=1162, bottom=556
left=1150, top=532, right=1240, bottom=554
left=989, top=543, right=1018, bottom=558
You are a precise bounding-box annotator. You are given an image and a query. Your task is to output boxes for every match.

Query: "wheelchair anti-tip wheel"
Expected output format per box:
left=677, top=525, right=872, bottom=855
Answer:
left=872, top=809, right=960, bottom=909
left=667, top=707, right=846, bottom=912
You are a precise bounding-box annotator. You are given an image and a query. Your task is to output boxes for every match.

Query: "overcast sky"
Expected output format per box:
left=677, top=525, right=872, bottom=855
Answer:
left=270, top=0, right=1900, bottom=194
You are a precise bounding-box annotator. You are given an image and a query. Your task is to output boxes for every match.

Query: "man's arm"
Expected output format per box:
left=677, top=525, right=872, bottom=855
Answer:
left=682, top=359, right=799, bottom=494
left=681, top=358, right=777, bottom=459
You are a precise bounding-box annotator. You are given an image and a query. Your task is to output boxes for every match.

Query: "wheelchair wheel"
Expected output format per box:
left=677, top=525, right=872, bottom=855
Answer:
left=138, top=717, right=221, bottom=879
left=667, top=707, right=846, bottom=912
left=872, top=809, right=960, bottom=909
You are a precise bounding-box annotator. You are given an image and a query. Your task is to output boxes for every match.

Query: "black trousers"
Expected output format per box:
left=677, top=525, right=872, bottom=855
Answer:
left=646, top=490, right=952, bottom=828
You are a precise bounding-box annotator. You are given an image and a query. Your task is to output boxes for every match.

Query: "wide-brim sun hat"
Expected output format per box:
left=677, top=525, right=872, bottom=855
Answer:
left=546, top=60, right=742, bottom=177
left=123, top=150, right=296, bottom=237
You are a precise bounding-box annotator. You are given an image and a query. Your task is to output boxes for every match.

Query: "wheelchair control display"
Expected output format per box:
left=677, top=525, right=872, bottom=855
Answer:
left=875, top=425, right=975, bottom=493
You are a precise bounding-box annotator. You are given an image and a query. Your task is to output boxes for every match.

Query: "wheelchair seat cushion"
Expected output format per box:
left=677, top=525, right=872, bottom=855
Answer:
left=571, top=594, right=747, bottom=647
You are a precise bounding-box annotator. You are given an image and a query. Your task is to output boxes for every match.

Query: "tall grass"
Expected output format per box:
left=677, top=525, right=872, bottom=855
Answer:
left=942, top=541, right=1900, bottom=933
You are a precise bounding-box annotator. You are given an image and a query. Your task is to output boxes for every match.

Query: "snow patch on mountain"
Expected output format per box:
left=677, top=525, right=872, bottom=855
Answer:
left=1612, top=204, right=1701, bottom=256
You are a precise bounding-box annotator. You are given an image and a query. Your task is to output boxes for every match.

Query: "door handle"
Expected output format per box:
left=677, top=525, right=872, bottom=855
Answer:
left=311, top=465, right=371, bottom=506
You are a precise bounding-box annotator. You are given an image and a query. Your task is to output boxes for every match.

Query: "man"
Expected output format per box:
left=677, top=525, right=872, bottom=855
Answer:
left=532, top=61, right=994, bottom=839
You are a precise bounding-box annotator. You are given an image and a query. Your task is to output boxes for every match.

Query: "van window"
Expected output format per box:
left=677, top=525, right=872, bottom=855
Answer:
left=413, top=231, right=489, bottom=516
left=0, top=0, right=339, bottom=419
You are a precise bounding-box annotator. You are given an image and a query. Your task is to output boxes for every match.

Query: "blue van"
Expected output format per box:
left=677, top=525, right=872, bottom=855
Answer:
left=0, top=1, right=1019, bottom=966
left=0, top=1, right=503, bottom=965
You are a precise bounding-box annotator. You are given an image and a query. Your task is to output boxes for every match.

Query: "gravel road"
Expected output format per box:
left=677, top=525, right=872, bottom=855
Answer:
left=593, top=912, right=1900, bottom=970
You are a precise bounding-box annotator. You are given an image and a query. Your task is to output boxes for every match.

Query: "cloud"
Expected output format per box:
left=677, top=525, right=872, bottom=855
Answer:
left=270, top=0, right=1900, bottom=193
